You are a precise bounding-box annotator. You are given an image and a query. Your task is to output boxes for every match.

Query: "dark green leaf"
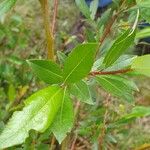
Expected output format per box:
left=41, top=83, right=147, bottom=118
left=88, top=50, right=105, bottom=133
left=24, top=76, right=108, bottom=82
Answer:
left=96, top=75, right=134, bottom=102
left=28, top=59, right=63, bottom=84
left=103, top=29, right=135, bottom=68
left=63, top=43, right=98, bottom=83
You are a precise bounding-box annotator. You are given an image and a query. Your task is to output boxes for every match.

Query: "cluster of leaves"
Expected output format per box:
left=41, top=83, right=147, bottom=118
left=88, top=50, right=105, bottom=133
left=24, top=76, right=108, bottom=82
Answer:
left=0, top=0, right=150, bottom=149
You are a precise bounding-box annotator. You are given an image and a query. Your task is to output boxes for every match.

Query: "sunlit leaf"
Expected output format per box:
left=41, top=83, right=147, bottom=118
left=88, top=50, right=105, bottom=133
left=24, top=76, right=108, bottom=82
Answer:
left=0, top=86, right=63, bottom=149
left=131, top=54, right=150, bottom=77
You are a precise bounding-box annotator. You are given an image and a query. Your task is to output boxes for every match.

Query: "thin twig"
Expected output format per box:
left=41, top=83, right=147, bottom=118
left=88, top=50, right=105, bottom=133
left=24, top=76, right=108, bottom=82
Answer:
left=99, top=0, right=127, bottom=45
left=99, top=13, right=118, bottom=45
left=89, top=68, right=133, bottom=76
left=52, top=0, right=59, bottom=35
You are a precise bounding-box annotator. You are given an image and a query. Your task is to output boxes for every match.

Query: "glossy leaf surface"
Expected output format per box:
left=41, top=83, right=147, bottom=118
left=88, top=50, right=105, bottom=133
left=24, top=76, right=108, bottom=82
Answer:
left=0, top=86, right=63, bottom=149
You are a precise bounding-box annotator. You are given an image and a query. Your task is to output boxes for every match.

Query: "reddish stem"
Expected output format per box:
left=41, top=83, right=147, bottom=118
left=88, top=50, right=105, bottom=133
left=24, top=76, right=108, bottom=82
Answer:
left=89, top=68, right=133, bottom=76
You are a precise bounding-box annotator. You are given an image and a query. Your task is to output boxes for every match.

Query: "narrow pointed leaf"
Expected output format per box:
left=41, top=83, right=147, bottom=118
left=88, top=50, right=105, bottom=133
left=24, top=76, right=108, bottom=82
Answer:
left=28, top=59, right=63, bottom=84
left=75, top=0, right=90, bottom=19
left=51, top=88, right=74, bottom=143
left=131, top=54, right=150, bottom=77
left=63, top=43, right=98, bottom=83
left=103, top=29, right=135, bottom=68
left=0, top=86, right=63, bottom=149
left=96, top=75, right=134, bottom=102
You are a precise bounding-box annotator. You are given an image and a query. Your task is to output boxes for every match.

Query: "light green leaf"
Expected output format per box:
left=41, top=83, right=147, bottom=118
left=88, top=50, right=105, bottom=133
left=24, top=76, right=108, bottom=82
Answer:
left=28, top=59, right=63, bottom=84
left=136, top=0, right=150, bottom=23
left=70, top=80, right=94, bottom=105
left=0, top=86, right=63, bottom=149
left=136, top=27, right=150, bottom=39
left=109, top=106, right=150, bottom=128
left=90, top=0, right=98, bottom=20
left=104, top=55, right=137, bottom=71
left=75, top=0, right=90, bottom=19
left=103, top=29, right=135, bottom=68
left=97, top=8, right=111, bottom=29
left=0, top=0, right=17, bottom=17
left=63, top=43, right=98, bottom=83
left=131, top=54, right=150, bottom=77
left=51, top=88, right=74, bottom=143
left=96, top=75, right=134, bottom=102
left=136, top=0, right=150, bottom=7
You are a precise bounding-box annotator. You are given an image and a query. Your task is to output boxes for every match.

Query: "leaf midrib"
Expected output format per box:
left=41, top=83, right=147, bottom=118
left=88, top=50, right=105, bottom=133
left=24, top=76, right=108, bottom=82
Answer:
left=32, top=62, right=63, bottom=79
left=0, top=88, right=62, bottom=146
left=64, top=50, right=92, bottom=83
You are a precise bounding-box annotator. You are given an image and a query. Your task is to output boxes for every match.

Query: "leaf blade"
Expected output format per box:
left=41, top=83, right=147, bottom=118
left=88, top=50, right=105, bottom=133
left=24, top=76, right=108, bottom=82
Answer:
left=28, top=59, right=63, bottom=84
left=51, top=88, right=74, bottom=143
left=63, top=43, right=98, bottom=83
left=131, top=54, right=150, bottom=77
left=0, top=86, right=63, bottom=149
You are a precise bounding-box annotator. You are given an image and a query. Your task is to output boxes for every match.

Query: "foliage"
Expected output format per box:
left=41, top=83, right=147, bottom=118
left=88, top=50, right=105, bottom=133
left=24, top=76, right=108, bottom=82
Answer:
left=0, top=0, right=150, bottom=149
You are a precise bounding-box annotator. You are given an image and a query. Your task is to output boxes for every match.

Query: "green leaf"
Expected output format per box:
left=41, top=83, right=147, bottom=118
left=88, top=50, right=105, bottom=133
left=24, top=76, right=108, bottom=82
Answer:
left=131, top=54, right=150, bottom=77
left=0, top=0, right=17, bottom=17
left=136, top=27, right=150, bottom=39
left=0, top=86, right=64, bottom=149
left=96, top=75, right=134, bottom=102
left=70, top=80, right=94, bottom=105
left=97, top=8, right=111, bottom=29
left=90, top=0, right=98, bottom=20
left=85, top=28, right=96, bottom=42
left=51, top=88, right=74, bottom=143
left=103, top=29, right=136, bottom=68
left=28, top=59, right=63, bottom=84
left=136, top=0, right=150, bottom=23
left=109, top=106, right=150, bottom=129
left=63, top=43, right=98, bottom=83
left=104, top=55, right=137, bottom=71
left=57, top=51, right=67, bottom=65
left=136, top=0, right=150, bottom=7
left=93, top=55, right=136, bottom=71
left=75, top=0, right=90, bottom=19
